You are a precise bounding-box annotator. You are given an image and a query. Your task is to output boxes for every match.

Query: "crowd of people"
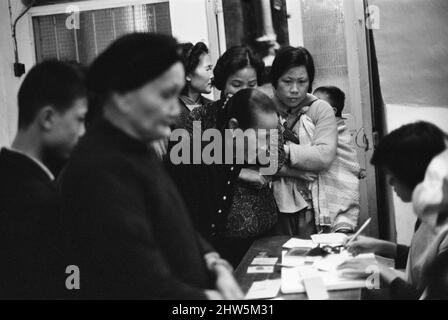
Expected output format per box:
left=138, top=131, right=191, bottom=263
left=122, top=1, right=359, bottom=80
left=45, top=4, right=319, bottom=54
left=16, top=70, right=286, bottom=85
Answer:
left=0, top=32, right=447, bottom=299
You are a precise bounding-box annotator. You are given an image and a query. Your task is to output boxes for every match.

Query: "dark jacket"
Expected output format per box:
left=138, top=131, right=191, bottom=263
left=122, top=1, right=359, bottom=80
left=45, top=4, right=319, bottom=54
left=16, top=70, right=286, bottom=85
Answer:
left=0, top=148, right=61, bottom=299
left=58, top=119, right=213, bottom=299
left=168, top=99, right=243, bottom=239
left=175, top=95, right=213, bottom=130
left=167, top=99, right=284, bottom=266
left=424, top=248, right=448, bottom=299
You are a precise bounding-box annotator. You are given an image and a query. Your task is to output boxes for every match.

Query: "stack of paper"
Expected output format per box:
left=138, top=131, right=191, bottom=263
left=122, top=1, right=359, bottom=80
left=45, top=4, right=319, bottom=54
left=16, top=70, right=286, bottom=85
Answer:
left=282, top=238, right=317, bottom=249
left=282, top=233, right=348, bottom=250
left=313, top=252, right=376, bottom=272
left=310, top=233, right=348, bottom=246
left=281, top=267, right=367, bottom=294
left=313, top=251, right=352, bottom=271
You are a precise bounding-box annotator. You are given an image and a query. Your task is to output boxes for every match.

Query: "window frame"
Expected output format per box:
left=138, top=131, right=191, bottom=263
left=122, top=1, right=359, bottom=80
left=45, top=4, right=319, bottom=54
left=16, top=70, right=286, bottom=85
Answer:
left=28, top=0, right=171, bottom=64
left=28, top=0, right=168, bottom=17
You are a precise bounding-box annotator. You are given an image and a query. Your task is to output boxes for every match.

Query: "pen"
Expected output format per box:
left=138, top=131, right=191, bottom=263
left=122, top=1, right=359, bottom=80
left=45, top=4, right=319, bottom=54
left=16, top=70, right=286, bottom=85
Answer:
left=344, top=217, right=371, bottom=247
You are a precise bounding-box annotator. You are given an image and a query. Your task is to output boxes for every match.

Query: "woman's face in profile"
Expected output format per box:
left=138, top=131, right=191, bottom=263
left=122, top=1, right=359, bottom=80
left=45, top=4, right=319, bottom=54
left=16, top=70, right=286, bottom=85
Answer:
left=188, top=53, right=213, bottom=94
left=118, top=62, right=185, bottom=141
left=223, top=67, right=258, bottom=99
left=275, top=65, right=310, bottom=108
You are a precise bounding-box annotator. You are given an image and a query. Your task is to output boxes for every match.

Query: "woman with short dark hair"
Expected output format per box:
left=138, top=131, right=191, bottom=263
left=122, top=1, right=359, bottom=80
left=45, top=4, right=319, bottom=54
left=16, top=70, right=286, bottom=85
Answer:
left=212, top=46, right=265, bottom=98
left=269, top=46, right=339, bottom=236
left=270, top=46, right=315, bottom=94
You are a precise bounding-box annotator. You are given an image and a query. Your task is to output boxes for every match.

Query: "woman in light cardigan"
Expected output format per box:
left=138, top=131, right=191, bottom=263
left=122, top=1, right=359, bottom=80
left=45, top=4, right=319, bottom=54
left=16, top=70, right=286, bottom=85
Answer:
left=269, top=46, right=340, bottom=236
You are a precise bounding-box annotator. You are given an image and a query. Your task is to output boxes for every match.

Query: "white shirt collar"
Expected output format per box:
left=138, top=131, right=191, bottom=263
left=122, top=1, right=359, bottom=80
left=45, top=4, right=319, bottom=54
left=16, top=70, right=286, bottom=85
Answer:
left=6, top=147, right=55, bottom=181
left=185, top=104, right=201, bottom=112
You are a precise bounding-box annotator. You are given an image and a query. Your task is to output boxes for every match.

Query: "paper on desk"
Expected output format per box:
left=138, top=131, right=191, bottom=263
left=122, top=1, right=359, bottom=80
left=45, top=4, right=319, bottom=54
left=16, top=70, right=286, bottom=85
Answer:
left=311, top=233, right=348, bottom=246
left=281, top=266, right=367, bottom=294
left=313, top=251, right=351, bottom=271
left=314, top=252, right=376, bottom=272
left=298, top=266, right=329, bottom=300
left=251, top=257, right=278, bottom=266
left=282, top=238, right=317, bottom=249
left=245, top=279, right=281, bottom=300
left=281, top=249, right=321, bottom=267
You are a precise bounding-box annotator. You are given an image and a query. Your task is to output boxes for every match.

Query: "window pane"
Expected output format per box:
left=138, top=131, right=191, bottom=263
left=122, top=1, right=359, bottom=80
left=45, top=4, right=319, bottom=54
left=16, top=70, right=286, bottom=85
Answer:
left=33, top=14, right=76, bottom=62
left=301, top=0, right=351, bottom=113
left=32, top=2, right=172, bottom=65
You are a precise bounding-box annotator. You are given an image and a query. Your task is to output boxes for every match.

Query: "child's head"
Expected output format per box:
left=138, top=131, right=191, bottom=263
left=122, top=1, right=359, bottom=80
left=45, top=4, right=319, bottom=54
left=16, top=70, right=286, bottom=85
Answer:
left=313, top=86, right=345, bottom=117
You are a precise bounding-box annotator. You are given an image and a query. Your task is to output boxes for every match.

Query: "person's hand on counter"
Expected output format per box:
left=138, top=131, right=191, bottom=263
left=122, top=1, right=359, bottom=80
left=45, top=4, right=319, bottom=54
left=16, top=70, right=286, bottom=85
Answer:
left=344, top=235, right=397, bottom=259
left=205, top=252, right=244, bottom=300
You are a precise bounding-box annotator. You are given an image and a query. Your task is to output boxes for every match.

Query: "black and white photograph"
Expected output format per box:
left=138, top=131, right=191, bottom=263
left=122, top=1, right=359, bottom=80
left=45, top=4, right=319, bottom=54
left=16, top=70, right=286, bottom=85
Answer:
left=0, top=0, right=447, bottom=307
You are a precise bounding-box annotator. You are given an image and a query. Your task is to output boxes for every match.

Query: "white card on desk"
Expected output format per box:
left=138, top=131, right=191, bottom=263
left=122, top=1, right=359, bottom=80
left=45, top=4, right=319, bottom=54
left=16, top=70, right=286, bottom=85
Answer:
left=247, top=266, right=274, bottom=273
left=298, top=266, right=329, bottom=300
left=251, top=257, right=278, bottom=266
left=283, top=238, right=317, bottom=249
left=311, top=233, right=348, bottom=246
left=245, top=279, right=281, bottom=300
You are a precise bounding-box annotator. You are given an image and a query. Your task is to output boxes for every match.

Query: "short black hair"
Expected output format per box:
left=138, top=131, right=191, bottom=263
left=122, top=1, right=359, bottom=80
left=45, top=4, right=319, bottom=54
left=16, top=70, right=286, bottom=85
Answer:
left=213, top=46, right=265, bottom=91
left=17, top=60, right=86, bottom=129
left=371, top=121, right=447, bottom=190
left=222, top=88, right=277, bottom=130
left=179, top=42, right=209, bottom=95
left=314, top=86, right=346, bottom=117
left=270, top=46, right=315, bottom=92
left=87, top=33, right=181, bottom=108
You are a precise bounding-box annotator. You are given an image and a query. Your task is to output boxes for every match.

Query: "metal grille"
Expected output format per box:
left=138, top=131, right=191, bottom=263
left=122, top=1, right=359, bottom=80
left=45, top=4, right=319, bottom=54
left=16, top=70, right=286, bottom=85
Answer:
left=32, top=2, right=172, bottom=65
left=301, top=0, right=351, bottom=112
